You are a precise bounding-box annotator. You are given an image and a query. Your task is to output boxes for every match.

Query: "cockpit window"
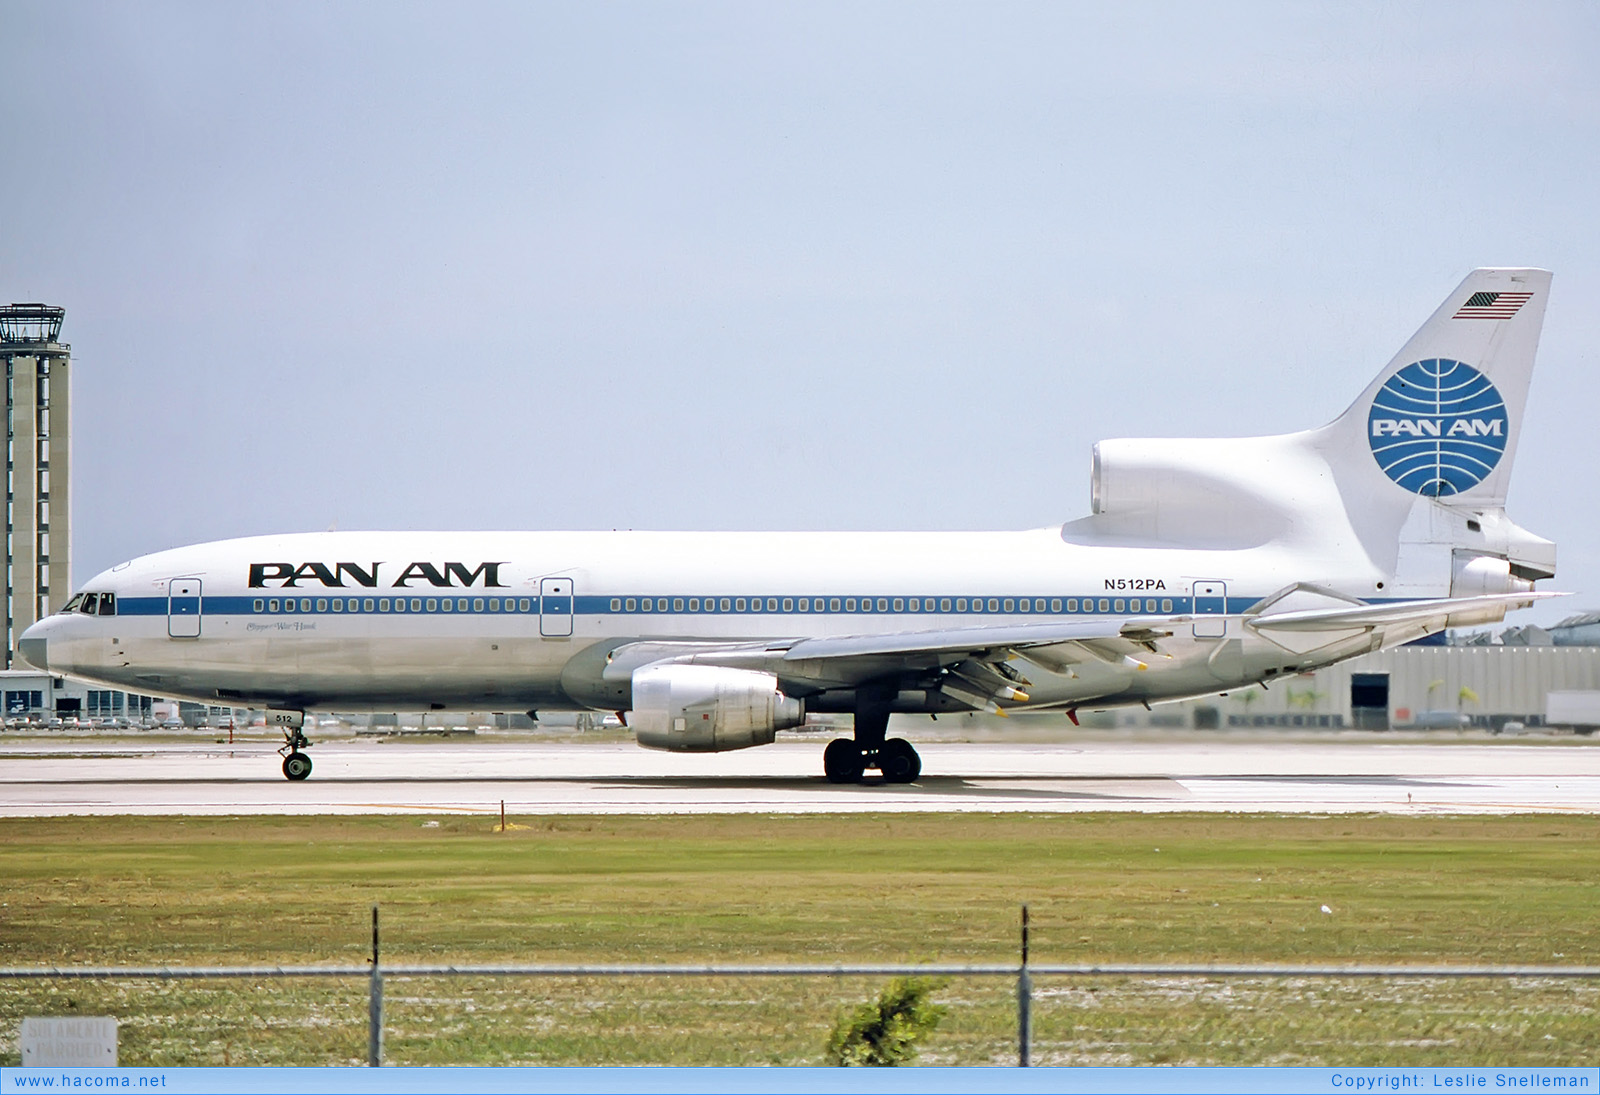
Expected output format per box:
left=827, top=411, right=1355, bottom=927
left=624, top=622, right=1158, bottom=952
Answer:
left=80, top=595, right=98, bottom=616
left=97, top=593, right=117, bottom=617
left=61, top=594, right=83, bottom=614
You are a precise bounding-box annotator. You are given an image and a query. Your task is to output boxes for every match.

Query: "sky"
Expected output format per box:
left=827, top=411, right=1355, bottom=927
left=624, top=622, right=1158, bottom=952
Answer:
left=3, top=1, right=1598, bottom=626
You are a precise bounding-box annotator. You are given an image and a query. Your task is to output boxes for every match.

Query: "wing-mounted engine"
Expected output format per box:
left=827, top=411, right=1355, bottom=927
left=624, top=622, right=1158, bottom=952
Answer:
left=631, top=663, right=805, bottom=753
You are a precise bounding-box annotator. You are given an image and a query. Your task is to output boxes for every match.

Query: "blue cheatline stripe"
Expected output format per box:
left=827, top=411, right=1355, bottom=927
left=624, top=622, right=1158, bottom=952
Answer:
left=106, top=591, right=1248, bottom=619
left=581, top=594, right=1195, bottom=615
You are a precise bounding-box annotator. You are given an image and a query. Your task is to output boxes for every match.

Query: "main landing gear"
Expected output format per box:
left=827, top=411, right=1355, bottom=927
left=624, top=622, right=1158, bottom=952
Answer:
left=824, top=736, right=920, bottom=783
left=274, top=715, right=313, bottom=781
left=822, top=704, right=921, bottom=784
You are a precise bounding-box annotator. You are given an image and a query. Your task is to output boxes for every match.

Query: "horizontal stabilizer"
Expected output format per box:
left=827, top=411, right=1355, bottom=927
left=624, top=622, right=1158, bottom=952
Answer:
left=1247, top=591, right=1564, bottom=634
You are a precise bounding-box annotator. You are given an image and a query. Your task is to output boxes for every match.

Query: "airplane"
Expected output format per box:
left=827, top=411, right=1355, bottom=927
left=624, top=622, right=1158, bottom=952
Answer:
left=18, top=268, right=1561, bottom=783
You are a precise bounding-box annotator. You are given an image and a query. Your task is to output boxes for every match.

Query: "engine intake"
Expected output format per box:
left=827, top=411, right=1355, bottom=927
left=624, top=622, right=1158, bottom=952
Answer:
left=631, top=664, right=804, bottom=752
left=1081, top=436, right=1335, bottom=547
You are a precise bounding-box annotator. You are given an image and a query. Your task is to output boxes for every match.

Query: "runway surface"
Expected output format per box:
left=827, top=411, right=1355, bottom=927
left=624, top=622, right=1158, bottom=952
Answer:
left=4, top=734, right=1600, bottom=816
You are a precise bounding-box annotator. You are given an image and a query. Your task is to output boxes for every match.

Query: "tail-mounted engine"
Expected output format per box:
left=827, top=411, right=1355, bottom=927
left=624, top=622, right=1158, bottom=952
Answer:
left=631, top=664, right=805, bottom=753
left=1451, top=550, right=1536, bottom=598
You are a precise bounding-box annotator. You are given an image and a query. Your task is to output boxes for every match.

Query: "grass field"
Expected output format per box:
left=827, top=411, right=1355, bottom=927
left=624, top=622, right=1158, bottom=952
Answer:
left=3, top=813, right=1598, bottom=1065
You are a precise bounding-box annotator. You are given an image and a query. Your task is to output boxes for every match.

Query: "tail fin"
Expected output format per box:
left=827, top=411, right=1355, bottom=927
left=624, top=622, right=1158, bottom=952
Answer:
left=1071, top=268, right=1555, bottom=592
left=1322, top=267, right=1551, bottom=509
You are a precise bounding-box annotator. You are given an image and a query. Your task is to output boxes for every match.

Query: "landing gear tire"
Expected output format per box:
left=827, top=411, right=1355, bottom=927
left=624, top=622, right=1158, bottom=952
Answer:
left=277, top=720, right=313, bottom=781
left=878, top=737, right=921, bottom=783
left=823, top=737, right=866, bottom=784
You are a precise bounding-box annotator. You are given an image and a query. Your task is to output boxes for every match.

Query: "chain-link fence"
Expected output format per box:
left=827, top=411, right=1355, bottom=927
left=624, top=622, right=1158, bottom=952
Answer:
left=4, top=906, right=1597, bottom=1067
left=6, top=962, right=1600, bottom=1067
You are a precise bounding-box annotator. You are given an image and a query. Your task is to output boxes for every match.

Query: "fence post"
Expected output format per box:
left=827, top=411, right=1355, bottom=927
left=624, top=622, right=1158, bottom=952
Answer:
left=1017, top=904, right=1031, bottom=1068
left=368, top=905, right=383, bottom=1067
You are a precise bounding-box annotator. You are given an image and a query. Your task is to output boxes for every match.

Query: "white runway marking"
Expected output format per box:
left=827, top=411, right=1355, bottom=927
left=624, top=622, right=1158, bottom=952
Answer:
left=4, top=735, right=1600, bottom=816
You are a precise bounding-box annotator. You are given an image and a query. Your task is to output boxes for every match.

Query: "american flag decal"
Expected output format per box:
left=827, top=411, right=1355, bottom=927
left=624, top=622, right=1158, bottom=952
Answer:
left=1453, top=291, right=1533, bottom=320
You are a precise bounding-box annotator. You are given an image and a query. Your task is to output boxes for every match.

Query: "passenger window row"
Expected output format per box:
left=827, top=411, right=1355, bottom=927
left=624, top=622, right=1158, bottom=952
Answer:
left=254, top=597, right=535, bottom=615
left=603, top=596, right=1180, bottom=614
left=70, top=593, right=1188, bottom=618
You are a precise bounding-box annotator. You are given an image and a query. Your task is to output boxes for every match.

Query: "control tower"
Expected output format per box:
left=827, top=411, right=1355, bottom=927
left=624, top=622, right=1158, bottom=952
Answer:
left=0, top=304, right=70, bottom=668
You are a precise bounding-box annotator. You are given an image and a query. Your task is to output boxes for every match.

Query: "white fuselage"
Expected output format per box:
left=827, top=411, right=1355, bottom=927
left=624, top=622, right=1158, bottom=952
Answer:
left=25, top=526, right=1384, bottom=715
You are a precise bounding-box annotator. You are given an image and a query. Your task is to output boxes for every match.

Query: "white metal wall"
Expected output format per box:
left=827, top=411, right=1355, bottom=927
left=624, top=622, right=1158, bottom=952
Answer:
left=1179, top=645, right=1600, bottom=729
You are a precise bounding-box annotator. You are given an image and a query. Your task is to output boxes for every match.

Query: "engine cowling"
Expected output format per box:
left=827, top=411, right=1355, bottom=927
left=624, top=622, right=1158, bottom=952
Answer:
left=631, top=664, right=805, bottom=752
left=1082, top=436, right=1340, bottom=547
left=1450, top=550, right=1534, bottom=598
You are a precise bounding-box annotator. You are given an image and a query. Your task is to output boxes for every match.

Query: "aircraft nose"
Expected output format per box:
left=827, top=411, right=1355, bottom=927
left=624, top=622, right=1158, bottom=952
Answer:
left=18, top=621, right=49, bottom=671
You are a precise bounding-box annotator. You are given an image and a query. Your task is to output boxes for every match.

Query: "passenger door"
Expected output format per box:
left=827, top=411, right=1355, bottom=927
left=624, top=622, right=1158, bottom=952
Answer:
left=168, top=579, right=202, bottom=638
left=1191, top=580, right=1226, bottom=639
left=540, top=577, right=574, bottom=637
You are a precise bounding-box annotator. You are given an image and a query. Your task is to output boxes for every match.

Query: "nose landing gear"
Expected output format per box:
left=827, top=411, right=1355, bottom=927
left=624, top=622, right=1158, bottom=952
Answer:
left=281, top=745, right=313, bottom=781
left=272, top=711, right=313, bottom=781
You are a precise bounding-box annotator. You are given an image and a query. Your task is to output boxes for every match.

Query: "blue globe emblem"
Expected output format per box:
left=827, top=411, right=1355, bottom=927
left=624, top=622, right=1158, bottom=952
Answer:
left=1367, top=358, right=1508, bottom=496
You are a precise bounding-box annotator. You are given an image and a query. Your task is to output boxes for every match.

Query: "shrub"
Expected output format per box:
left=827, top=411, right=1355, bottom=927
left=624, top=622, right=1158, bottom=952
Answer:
left=824, top=977, right=947, bottom=1066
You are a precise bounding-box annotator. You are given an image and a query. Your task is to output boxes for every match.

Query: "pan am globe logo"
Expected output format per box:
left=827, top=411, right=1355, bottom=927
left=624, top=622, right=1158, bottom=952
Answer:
left=1368, top=358, right=1508, bottom=496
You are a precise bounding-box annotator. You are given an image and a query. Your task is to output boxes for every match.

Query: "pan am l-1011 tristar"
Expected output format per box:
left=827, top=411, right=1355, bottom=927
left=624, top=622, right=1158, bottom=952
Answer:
left=20, top=269, right=1563, bottom=782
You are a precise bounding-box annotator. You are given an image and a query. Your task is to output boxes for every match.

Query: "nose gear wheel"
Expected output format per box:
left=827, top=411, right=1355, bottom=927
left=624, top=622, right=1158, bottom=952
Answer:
left=277, top=725, right=313, bottom=781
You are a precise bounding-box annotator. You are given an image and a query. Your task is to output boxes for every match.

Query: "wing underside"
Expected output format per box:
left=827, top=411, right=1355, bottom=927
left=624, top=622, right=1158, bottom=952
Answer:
left=593, top=587, right=1557, bottom=716
left=597, top=617, right=1181, bottom=715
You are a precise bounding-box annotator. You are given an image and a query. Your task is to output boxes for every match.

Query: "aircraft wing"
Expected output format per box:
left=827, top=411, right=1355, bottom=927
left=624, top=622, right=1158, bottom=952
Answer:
left=598, top=591, right=1561, bottom=715
left=600, top=618, right=1182, bottom=715
left=780, top=590, right=1565, bottom=668
left=780, top=618, right=1157, bottom=660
